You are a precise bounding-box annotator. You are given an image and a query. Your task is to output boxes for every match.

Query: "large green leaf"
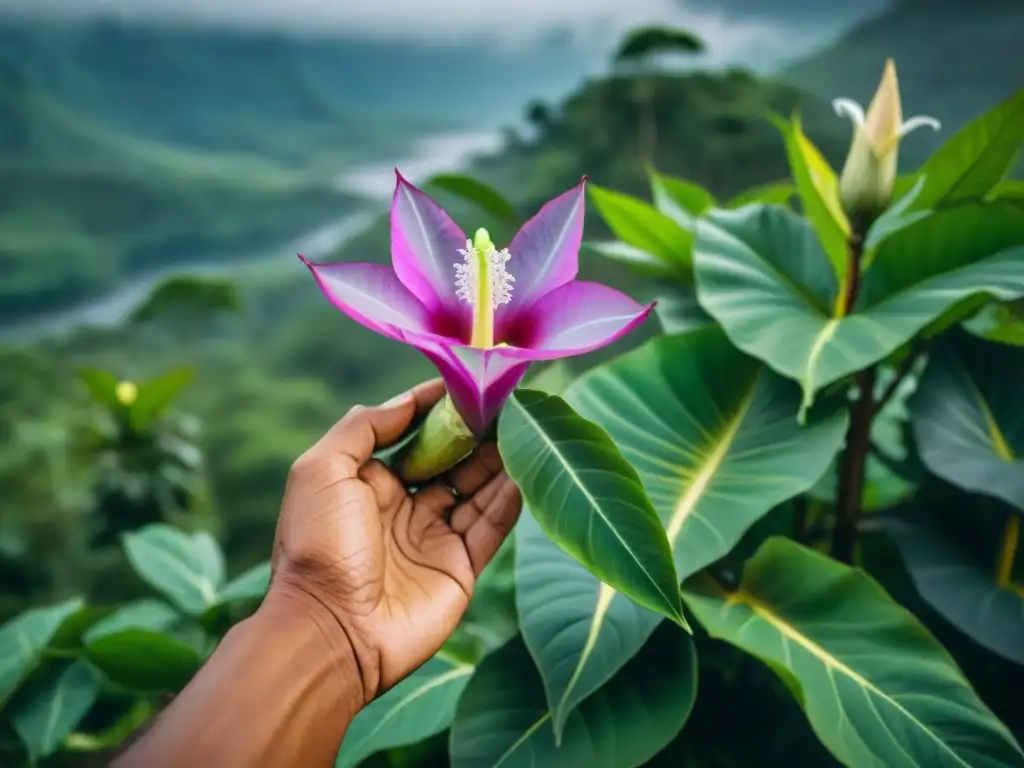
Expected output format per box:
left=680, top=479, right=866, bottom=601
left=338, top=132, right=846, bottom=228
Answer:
left=653, top=284, right=712, bottom=334
left=886, top=510, right=1024, bottom=667
left=910, top=88, right=1024, bottom=211
left=83, top=599, right=180, bottom=644
left=581, top=241, right=683, bottom=278
left=217, top=561, right=271, bottom=604
left=649, top=170, right=715, bottom=223
left=76, top=368, right=121, bottom=411
left=130, top=367, right=196, bottom=430
left=122, top=524, right=225, bottom=616
left=695, top=203, right=1024, bottom=413
left=86, top=628, right=203, bottom=692
left=336, top=654, right=474, bottom=768
left=727, top=180, right=795, bottom=209
left=498, top=390, right=685, bottom=628
left=909, top=332, right=1024, bottom=509
left=0, top=599, right=83, bottom=706
left=684, top=537, right=1024, bottom=768
left=449, top=621, right=696, bottom=767
left=9, top=660, right=101, bottom=760
left=588, top=184, right=693, bottom=276
left=9, top=660, right=102, bottom=760
left=515, top=327, right=847, bottom=735
left=772, top=114, right=850, bottom=280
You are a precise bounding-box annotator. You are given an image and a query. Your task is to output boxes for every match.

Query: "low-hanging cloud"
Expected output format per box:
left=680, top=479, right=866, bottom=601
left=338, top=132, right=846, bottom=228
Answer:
left=0, top=0, right=868, bottom=69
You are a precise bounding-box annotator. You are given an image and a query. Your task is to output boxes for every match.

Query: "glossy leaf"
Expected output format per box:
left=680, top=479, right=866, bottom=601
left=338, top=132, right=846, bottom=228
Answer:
left=122, top=524, right=225, bottom=616
left=653, top=284, right=712, bottom=334
left=683, top=537, right=1024, bottom=768
left=425, top=173, right=519, bottom=225
left=649, top=170, right=715, bottom=223
left=86, top=628, right=203, bottom=692
left=727, top=180, right=795, bottom=208
left=498, top=390, right=685, bottom=628
left=0, top=598, right=83, bottom=705
left=910, top=88, right=1024, bottom=211
left=909, top=332, right=1024, bottom=509
left=449, top=621, right=696, bottom=767
left=459, top=538, right=519, bottom=657
left=524, top=360, right=575, bottom=397
left=83, top=599, right=180, bottom=644
left=581, top=241, right=682, bottom=278
left=218, top=561, right=271, bottom=604
left=588, top=184, right=693, bottom=275
left=964, top=302, right=1024, bottom=346
left=695, top=203, right=1024, bottom=413
left=336, top=654, right=474, bottom=768
left=772, top=114, right=850, bottom=280
left=9, top=660, right=102, bottom=760
left=886, top=511, right=1024, bottom=666
left=76, top=368, right=121, bottom=411
left=515, top=328, right=847, bottom=735
left=131, top=367, right=196, bottom=430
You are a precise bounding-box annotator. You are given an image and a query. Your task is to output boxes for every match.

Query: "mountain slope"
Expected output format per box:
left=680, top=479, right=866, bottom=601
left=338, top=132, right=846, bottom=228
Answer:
left=0, top=58, right=363, bottom=321
left=780, top=0, right=1024, bottom=167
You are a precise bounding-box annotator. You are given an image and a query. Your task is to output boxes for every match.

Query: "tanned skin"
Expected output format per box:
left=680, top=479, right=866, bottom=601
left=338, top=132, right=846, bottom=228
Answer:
left=114, top=379, right=522, bottom=768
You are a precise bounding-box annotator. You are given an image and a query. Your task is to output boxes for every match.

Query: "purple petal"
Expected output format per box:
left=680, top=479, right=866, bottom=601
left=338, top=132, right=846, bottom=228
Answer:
left=391, top=171, right=471, bottom=337
left=499, top=178, right=587, bottom=325
left=299, top=255, right=436, bottom=340
left=403, top=335, right=531, bottom=435
left=502, top=281, right=655, bottom=359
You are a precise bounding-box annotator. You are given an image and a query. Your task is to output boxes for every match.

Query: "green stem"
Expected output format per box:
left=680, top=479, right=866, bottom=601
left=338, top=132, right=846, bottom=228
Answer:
left=395, top=395, right=479, bottom=484
left=832, top=234, right=875, bottom=564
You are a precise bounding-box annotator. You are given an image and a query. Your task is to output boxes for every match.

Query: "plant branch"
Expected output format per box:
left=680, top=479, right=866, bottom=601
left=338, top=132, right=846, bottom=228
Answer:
left=840, top=232, right=864, bottom=315
left=832, top=234, right=874, bottom=564
left=832, top=369, right=877, bottom=564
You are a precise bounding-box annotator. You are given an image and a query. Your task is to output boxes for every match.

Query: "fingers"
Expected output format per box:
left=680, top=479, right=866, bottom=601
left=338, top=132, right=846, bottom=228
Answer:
left=412, top=442, right=503, bottom=514
left=452, top=473, right=522, bottom=575
left=308, top=379, right=445, bottom=473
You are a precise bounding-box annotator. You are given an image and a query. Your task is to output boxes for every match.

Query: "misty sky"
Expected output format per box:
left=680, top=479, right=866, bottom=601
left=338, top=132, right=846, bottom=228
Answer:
left=0, top=0, right=889, bottom=69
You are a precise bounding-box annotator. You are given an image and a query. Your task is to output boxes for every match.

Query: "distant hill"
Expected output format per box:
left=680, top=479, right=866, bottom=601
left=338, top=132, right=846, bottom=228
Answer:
left=0, top=56, right=364, bottom=321
left=0, top=18, right=424, bottom=162
left=0, top=17, right=594, bottom=156
left=780, top=0, right=1024, bottom=167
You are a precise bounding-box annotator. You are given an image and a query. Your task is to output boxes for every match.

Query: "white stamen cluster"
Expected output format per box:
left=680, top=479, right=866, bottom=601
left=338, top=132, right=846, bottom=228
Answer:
left=454, top=239, right=515, bottom=308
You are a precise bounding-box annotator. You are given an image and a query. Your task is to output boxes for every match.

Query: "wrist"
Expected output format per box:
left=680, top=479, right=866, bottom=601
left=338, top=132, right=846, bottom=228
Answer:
left=257, top=581, right=380, bottom=714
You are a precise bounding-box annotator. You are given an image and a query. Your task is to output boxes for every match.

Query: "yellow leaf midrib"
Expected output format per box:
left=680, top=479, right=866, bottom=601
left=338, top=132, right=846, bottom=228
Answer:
left=731, top=591, right=974, bottom=768
left=555, top=369, right=761, bottom=721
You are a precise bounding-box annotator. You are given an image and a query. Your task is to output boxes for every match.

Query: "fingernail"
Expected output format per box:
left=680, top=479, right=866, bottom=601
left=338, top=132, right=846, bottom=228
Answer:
left=381, top=390, right=413, bottom=409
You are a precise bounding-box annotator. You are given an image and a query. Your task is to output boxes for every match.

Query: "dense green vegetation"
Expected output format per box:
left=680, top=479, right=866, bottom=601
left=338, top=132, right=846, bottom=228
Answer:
left=2, top=6, right=1023, bottom=764
left=782, top=0, right=1024, bottom=167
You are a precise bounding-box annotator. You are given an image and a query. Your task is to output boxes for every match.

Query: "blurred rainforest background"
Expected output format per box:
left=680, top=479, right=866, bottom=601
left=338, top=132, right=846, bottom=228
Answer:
left=1, top=0, right=1022, bottom=765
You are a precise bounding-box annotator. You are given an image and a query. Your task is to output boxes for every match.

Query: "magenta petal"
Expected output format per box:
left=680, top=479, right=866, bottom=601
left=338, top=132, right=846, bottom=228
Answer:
left=500, top=177, right=587, bottom=322
left=506, top=281, right=655, bottom=359
left=404, top=336, right=531, bottom=435
left=299, top=255, right=434, bottom=340
left=391, top=171, right=470, bottom=331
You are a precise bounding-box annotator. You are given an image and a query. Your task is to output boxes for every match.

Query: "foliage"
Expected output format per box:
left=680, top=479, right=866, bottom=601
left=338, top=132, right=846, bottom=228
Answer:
left=2, top=33, right=1024, bottom=768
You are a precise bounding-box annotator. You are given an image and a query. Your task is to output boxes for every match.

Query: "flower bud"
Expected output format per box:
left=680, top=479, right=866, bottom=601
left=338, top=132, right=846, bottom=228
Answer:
left=834, top=59, right=940, bottom=228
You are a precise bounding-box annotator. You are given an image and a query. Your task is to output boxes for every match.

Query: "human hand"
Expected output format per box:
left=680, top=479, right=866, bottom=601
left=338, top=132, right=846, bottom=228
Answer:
left=267, top=379, right=521, bottom=707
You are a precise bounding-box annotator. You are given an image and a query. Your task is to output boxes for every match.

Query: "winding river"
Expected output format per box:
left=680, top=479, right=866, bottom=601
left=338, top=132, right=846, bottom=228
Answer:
left=0, top=130, right=504, bottom=345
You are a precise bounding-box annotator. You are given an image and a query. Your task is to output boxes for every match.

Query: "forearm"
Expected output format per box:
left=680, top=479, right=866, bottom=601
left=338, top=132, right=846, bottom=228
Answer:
left=114, top=589, right=366, bottom=768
